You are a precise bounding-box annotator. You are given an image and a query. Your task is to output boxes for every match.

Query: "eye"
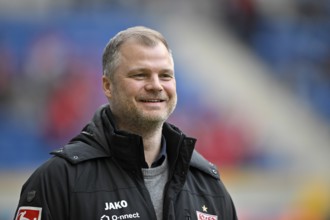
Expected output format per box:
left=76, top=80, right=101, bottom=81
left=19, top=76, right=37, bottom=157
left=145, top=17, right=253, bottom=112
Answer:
left=131, top=73, right=147, bottom=80
left=160, top=72, right=174, bottom=81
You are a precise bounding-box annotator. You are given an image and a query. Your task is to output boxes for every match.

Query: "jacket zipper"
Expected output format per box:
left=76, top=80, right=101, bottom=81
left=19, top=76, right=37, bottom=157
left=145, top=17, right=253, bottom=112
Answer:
left=185, top=209, right=191, bottom=220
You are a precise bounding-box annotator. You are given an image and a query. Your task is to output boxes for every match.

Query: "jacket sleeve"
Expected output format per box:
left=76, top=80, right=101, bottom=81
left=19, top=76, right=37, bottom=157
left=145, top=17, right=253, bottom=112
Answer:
left=13, top=157, right=72, bottom=220
left=219, top=179, right=238, bottom=220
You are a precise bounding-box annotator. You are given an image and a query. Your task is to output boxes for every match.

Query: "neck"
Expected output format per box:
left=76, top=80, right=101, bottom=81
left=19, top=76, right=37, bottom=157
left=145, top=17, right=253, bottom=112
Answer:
left=142, top=129, right=163, bottom=167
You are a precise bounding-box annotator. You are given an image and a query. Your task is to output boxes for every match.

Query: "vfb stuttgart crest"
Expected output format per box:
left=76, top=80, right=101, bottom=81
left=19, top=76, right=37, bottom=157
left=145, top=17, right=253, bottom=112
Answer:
left=196, top=211, right=218, bottom=220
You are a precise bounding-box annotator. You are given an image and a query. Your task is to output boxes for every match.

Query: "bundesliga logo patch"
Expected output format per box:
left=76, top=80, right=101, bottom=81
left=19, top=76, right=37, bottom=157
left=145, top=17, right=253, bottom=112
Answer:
left=196, top=211, right=218, bottom=220
left=15, top=206, right=42, bottom=220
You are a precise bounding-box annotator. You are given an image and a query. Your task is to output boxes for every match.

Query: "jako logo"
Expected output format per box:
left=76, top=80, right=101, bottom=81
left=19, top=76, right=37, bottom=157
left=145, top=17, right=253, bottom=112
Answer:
left=105, top=200, right=128, bottom=210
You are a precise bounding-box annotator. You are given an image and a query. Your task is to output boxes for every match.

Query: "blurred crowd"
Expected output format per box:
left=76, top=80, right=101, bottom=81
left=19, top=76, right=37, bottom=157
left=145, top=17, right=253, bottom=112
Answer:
left=0, top=27, right=103, bottom=167
left=221, top=0, right=330, bottom=122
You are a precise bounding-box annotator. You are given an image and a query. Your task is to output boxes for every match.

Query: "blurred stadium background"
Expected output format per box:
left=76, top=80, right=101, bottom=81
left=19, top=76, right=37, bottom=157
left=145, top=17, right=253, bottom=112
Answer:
left=1, top=0, right=330, bottom=219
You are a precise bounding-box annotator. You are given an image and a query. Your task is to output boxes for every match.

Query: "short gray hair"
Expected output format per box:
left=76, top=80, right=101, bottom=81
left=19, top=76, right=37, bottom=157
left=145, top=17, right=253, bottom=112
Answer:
left=102, top=26, right=172, bottom=79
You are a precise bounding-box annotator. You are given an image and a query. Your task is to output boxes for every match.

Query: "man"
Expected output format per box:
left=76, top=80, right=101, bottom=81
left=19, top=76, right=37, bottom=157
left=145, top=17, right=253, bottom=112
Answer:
left=14, top=26, right=237, bottom=220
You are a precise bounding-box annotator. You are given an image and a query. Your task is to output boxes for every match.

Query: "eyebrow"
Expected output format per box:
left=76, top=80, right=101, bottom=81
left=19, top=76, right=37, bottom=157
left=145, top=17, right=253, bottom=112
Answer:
left=127, top=67, right=174, bottom=74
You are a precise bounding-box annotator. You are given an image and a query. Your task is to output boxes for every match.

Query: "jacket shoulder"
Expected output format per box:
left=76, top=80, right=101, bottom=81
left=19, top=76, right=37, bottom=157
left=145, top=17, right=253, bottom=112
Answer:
left=51, top=141, right=109, bottom=164
left=190, top=151, right=220, bottom=180
left=14, top=156, right=73, bottom=219
left=23, top=156, right=73, bottom=190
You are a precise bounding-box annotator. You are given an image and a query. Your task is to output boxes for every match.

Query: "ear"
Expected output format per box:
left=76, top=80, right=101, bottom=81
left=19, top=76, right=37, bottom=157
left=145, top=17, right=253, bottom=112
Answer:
left=102, top=75, right=112, bottom=99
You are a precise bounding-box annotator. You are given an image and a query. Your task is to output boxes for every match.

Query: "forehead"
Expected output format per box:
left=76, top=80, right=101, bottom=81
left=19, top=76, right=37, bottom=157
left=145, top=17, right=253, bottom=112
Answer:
left=119, top=38, right=168, bottom=54
left=118, top=39, right=173, bottom=66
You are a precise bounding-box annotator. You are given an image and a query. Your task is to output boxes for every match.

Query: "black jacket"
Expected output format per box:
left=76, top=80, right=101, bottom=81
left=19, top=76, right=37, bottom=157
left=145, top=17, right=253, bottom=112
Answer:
left=14, top=105, right=237, bottom=220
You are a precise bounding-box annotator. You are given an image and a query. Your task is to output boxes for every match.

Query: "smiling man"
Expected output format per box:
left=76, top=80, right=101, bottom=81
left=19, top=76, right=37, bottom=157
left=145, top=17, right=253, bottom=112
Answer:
left=14, top=26, right=238, bottom=220
left=102, top=34, right=177, bottom=167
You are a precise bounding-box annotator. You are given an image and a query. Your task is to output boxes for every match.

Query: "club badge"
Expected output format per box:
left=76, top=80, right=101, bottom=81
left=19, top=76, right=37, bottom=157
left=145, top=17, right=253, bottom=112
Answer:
left=196, top=210, right=218, bottom=220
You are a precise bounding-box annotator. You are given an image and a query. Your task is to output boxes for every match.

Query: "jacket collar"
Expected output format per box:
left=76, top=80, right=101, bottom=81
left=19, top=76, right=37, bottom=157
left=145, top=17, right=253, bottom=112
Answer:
left=51, top=104, right=195, bottom=171
left=52, top=104, right=219, bottom=179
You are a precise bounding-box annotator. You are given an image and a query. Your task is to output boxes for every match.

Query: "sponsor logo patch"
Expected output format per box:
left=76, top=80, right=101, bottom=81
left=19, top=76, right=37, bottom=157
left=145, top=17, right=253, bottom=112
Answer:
left=15, top=206, right=42, bottom=220
left=196, top=211, right=218, bottom=220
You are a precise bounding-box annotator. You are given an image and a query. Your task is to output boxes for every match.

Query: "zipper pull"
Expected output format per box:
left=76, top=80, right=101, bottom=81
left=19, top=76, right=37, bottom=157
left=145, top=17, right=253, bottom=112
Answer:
left=185, top=209, right=191, bottom=220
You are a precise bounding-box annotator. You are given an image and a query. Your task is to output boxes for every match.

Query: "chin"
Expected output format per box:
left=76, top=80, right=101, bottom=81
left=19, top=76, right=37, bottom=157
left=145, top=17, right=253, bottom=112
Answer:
left=141, top=113, right=168, bottom=123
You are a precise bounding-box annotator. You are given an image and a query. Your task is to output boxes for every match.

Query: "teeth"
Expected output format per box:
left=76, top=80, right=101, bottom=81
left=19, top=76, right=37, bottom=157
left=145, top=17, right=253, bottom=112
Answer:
left=142, top=99, right=162, bottom=102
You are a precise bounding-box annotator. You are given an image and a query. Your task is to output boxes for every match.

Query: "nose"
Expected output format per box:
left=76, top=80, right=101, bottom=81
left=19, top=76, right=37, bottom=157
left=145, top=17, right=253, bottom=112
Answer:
left=145, top=75, right=163, bottom=92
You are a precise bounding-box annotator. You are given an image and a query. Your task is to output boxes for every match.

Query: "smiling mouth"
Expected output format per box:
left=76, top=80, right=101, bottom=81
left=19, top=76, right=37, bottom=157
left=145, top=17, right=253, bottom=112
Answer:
left=140, top=99, right=164, bottom=103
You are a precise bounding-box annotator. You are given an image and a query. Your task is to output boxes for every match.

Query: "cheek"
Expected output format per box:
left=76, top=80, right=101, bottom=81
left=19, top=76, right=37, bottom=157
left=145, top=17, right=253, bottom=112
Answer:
left=116, top=82, right=143, bottom=101
left=126, top=84, right=142, bottom=96
left=165, top=82, right=177, bottom=96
